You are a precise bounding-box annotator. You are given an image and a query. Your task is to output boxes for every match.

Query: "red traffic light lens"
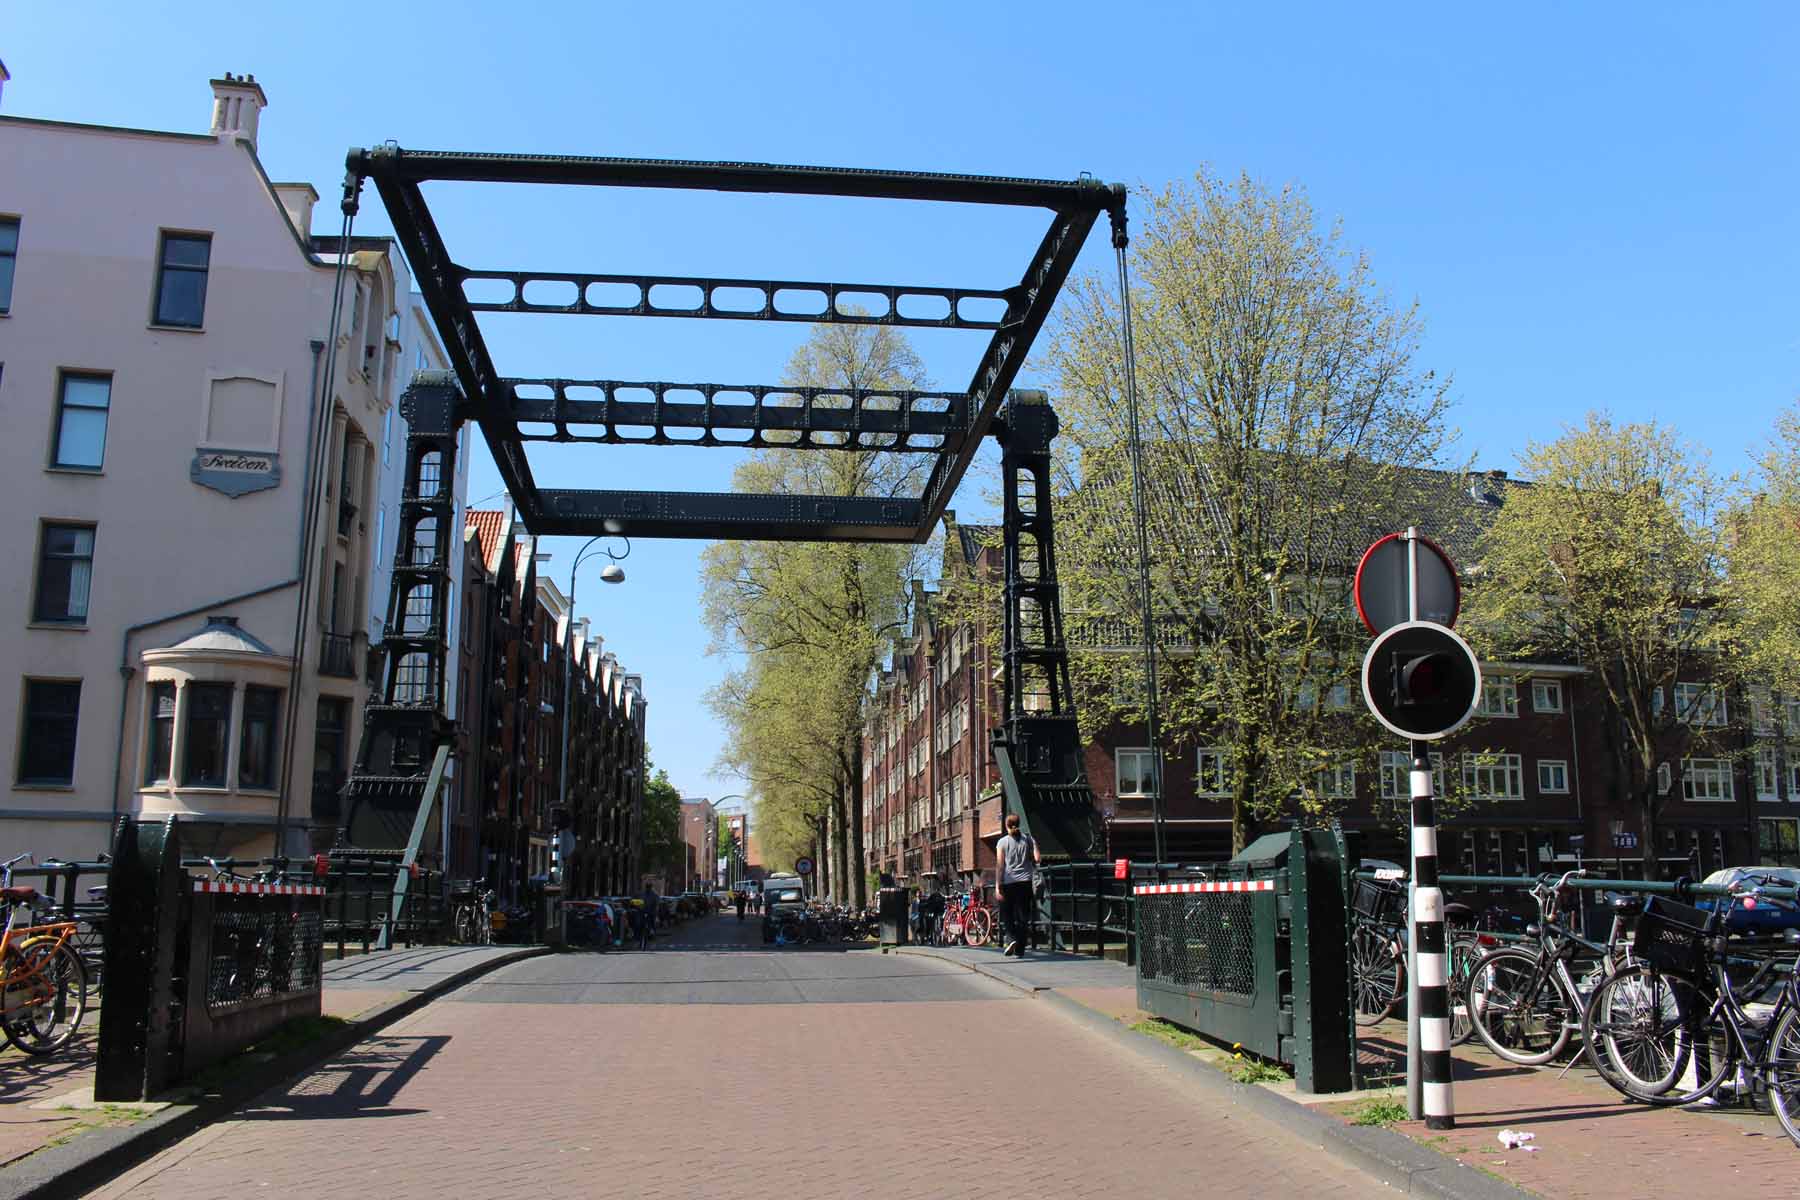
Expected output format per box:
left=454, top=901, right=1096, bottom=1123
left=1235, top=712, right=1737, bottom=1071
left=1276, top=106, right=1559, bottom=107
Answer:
left=1395, top=651, right=1455, bottom=706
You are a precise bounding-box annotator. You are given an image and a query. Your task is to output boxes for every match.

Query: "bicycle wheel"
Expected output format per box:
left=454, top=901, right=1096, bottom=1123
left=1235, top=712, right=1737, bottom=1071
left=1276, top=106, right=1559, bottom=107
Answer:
left=0, top=940, right=88, bottom=1055
left=964, top=908, right=994, bottom=948
left=1584, top=964, right=1726, bottom=1104
left=1351, top=926, right=1401, bottom=1026
left=1448, top=933, right=1479, bottom=1047
left=1467, top=947, right=1573, bottom=1065
left=1766, top=1003, right=1800, bottom=1147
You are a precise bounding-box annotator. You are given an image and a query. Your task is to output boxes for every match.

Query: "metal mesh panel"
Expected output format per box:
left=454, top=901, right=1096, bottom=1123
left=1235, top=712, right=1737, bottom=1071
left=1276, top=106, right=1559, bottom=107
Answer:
left=204, top=899, right=324, bottom=1010
left=1136, top=892, right=1259, bottom=998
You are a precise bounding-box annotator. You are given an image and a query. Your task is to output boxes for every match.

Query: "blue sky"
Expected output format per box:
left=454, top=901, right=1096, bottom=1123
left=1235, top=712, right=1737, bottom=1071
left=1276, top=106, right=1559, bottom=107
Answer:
left=8, top=3, right=1796, bottom=806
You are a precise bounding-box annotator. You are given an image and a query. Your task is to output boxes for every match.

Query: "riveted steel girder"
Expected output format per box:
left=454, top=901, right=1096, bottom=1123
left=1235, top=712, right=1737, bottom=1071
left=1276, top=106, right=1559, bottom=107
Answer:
left=347, top=145, right=1119, bottom=542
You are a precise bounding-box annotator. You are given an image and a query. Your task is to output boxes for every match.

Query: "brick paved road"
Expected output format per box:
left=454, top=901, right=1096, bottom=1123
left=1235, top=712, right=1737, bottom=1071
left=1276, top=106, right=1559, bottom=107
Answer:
left=88, top=915, right=1384, bottom=1199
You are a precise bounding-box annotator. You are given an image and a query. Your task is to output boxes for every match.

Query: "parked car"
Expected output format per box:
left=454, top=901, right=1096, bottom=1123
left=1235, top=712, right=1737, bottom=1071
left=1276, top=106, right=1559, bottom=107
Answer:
left=1695, top=867, right=1800, bottom=932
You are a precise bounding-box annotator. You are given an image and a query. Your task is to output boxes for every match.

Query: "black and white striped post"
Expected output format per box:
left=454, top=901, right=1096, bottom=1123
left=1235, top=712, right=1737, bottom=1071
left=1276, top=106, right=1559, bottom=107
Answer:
left=1355, top=528, right=1481, bottom=1133
left=1408, top=741, right=1455, bottom=1128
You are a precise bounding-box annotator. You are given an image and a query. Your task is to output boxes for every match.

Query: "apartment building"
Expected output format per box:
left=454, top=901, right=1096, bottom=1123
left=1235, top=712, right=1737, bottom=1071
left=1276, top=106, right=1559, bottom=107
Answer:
left=0, top=73, right=435, bottom=860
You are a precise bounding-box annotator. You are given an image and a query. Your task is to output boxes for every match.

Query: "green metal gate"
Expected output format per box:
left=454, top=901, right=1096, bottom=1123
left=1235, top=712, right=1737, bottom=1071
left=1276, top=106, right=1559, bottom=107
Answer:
left=1133, top=828, right=1353, bottom=1093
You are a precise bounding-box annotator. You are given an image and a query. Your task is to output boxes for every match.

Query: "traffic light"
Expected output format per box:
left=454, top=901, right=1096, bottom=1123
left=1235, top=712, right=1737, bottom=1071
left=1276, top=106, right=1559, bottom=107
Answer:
left=1361, top=620, right=1481, bottom=740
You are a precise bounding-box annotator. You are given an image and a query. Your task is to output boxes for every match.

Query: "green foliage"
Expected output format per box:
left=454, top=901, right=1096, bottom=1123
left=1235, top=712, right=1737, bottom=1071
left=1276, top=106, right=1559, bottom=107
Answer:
left=639, top=763, right=685, bottom=881
left=1725, top=401, right=1800, bottom=705
left=1462, top=413, right=1729, bottom=875
left=1349, top=1093, right=1409, bottom=1126
left=1229, top=1056, right=1289, bottom=1085
left=1047, top=169, right=1458, bottom=848
left=1127, top=1017, right=1210, bottom=1050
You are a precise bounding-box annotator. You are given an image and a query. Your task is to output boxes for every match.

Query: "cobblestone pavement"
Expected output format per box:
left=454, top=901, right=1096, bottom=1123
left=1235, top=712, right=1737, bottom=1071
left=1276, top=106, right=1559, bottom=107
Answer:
left=86, top=915, right=1384, bottom=1200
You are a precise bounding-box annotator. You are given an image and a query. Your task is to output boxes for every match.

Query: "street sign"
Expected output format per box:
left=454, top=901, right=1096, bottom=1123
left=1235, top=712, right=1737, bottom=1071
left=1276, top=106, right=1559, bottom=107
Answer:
left=1360, top=620, right=1482, bottom=741
left=1612, top=833, right=1638, bottom=850
left=794, top=856, right=814, bottom=876
left=1354, top=531, right=1460, bottom=636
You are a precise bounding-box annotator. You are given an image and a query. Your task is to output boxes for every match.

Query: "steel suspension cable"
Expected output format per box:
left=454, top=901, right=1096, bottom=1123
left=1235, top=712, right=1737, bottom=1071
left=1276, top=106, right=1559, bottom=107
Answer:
left=275, top=189, right=361, bottom=853
left=1111, top=212, right=1167, bottom=866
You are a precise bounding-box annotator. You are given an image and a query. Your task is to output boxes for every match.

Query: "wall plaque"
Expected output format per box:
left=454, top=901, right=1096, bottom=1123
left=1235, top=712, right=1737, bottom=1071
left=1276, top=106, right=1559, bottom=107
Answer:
left=191, top=448, right=281, bottom=497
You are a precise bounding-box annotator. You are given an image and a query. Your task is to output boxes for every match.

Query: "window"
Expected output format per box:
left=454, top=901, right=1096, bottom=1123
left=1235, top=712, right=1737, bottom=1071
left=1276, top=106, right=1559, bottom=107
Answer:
left=181, top=683, right=232, bottom=787
left=1681, top=757, right=1734, bottom=802
left=393, top=652, right=433, bottom=703
left=1477, top=678, right=1518, bottom=717
left=1314, top=762, right=1356, bottom=799
left=1196, top=748, right=1232, bottom=797
left=416, top=449, right=442, bottom=499
left=0, top=216, right=17, bottom=313
left=1657, top=762, right=1672, bottom=795
left=1537, top=759, right=1570, bottom=794
left=34, top=523, right=95, bottom=624
left=52, top=373, right=111, bottom=469
left=1116, top=748, right=1157, bottom=798
left=238, top=687, right=280, bottom=789
left=1531, top=680, right=1564, bottom=713
left=18, top=680, right=80, bottom=785
left=1760, top=818, right=1799, bottom=865
left=1757, top=748, right=1780, bottom=800
left=1380, top=750, right=1445, bottom=799
left=144, top=683, right=176, bottom=784
left=152, top=233, right=210, bottom=327
left=1463, top=753, right=1524, bottom=799
left=1674, top=681, right=1726, bottom=727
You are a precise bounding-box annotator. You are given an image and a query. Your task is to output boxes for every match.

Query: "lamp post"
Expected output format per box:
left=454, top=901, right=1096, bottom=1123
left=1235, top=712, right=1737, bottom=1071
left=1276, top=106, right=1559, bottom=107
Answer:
left=713, top=793, right=747, bottom=888
left=558, top=535, right=629, bottom=889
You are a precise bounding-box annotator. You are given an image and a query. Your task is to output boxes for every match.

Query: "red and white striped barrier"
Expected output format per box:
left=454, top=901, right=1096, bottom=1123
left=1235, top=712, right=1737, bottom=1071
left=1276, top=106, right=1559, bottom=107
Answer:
left=192, top=880, right=325, bottom=896
left=1132, top=880, right=1275, bottom=896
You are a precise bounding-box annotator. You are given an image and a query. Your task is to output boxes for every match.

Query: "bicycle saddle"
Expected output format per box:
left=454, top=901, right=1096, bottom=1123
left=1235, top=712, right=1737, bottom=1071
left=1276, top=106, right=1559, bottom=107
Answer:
left=2, top=885, right=38, bottom=902
left=1603, top=891, right=1643, bottom=913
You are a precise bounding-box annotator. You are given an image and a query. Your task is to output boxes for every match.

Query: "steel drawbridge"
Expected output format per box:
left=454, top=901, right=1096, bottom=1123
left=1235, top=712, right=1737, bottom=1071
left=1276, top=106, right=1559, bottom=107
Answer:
left=337, top=148, right=1132, bottom=867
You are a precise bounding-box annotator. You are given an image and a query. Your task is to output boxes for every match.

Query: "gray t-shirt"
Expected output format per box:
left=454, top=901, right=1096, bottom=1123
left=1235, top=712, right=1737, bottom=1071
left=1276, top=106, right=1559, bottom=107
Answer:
left=997, top=833, right=1036, bottom=885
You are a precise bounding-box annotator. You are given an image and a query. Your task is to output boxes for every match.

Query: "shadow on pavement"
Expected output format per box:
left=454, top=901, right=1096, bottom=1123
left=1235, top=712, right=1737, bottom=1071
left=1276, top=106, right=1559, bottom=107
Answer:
left=236, top=1035, right=449, bottom=1121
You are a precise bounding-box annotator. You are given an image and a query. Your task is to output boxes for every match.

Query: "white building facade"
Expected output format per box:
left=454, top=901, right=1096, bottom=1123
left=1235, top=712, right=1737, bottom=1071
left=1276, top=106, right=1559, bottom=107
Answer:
left=0, top=72, right=447, bottom=862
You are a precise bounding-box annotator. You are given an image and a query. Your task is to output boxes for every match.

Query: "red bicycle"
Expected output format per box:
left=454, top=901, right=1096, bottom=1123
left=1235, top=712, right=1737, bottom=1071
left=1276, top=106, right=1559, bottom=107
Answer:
left=938, top=890, right=997, bottom=948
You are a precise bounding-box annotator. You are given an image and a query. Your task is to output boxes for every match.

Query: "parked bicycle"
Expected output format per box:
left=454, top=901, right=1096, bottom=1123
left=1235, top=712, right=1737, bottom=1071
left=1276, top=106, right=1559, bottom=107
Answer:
left=1582, top=880, right=1800, bottom=1141
left=938, top=891, right=996, bottom=948
left=1, top=852, right=89, bottom=1055
left=450, top=880, right=494, bottom=946
left=1465, top=869, right=1641, bottom=1066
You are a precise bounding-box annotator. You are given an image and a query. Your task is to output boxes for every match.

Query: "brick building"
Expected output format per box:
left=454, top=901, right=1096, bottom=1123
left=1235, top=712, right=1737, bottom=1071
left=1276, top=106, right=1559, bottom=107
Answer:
left=865, top=481, right=1792, bottom=888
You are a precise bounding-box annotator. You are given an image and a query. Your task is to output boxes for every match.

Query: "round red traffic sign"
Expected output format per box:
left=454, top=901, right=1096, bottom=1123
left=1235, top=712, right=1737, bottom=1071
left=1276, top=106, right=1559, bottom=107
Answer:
left=1353, top=532, right=1460, bottom=636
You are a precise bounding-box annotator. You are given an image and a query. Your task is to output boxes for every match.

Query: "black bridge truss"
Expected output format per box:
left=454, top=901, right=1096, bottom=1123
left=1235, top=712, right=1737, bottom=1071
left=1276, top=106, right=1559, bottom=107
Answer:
left=344, top=146, right=1122, bottom=542
left=342, top=146, right=1120, bottom=861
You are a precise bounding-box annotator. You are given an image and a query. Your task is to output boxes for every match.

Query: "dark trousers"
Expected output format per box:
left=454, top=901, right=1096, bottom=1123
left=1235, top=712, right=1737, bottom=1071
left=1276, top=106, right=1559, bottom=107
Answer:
left=1001, top=880, right=1034, bottom=949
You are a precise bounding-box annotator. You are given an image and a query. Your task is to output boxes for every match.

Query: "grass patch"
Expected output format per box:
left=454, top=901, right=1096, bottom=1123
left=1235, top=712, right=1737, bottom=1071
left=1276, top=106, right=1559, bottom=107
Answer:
left=1230, top=1057, right=1289, bottom=1085
left=1127, top=1019, right=1211, bottom=1052
left=1349, top=1093, right=1410, bottom=1127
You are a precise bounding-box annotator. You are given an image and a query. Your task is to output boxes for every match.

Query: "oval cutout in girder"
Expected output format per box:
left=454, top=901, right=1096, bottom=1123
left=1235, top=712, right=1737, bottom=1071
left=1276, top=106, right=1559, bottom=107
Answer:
left=518, top=421, right=558, bottom=438
left=711, top=390, right=756, bottom=408
left=613, top=424, right=658, bottom=442
left=710, top=286, right=767, bottom=313
left=461, top=277, right=516, bottom=305
left=585, top=281, right=641, bottom=309
left=834, top=291, right=890, bottom=319
left=896, top=292, right=951, bottom=321
left=564, top=384, right=607, bottom=404
left=648, top=283, right=704, bottom=311
left=522, top=279, right=579, bottom=307
left=956, top=295, right=1009, bottom=324
left=773, top=288, right=828, bottom=316
left=512, top=382, right=556, bottom=401
left=713, top=427, right=754, bottom=443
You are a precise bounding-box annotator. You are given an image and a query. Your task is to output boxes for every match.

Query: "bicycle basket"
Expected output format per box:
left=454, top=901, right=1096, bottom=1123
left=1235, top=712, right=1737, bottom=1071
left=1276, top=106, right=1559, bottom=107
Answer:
left=1352, top=877, right=1403, bottom=921
left=1632, top=896, right=1712, bottom=976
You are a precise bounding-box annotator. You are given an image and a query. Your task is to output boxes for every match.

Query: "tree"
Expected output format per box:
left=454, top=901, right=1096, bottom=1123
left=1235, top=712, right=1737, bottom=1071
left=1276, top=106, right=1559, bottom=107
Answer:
left=1727, top=402, right=1800, bottom=710
left=1047, top=170, right=1456, bottom=850
left=1465, top=413, right=1730, bottom=878
left=638, top=762, right=684, bottom=886
left=702, top=322, right=928, bottom=904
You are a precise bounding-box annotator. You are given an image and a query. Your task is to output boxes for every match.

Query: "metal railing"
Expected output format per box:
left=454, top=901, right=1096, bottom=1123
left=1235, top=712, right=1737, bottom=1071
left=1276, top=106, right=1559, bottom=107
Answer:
left=319, top=631, right=357, bottom=678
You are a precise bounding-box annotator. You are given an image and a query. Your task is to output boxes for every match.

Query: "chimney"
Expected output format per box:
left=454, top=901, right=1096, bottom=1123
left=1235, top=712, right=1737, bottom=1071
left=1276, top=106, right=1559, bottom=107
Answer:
left=272, top=183, right=318, bottom=239
left=209, top=72, right=268, bottom=150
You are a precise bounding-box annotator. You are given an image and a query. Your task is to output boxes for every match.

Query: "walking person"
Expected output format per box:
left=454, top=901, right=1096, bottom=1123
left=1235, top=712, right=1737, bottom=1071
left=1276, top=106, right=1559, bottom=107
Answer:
left=996, top=813, right=1039, bottom=958
left=638, top=882, right=659, bottom=950
left=734, top=890, right=747, bottom=922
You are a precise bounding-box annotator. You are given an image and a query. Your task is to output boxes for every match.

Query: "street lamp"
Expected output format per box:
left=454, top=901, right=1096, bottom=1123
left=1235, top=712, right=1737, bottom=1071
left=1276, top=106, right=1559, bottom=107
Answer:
left=558, top=534, right=630, bottom=889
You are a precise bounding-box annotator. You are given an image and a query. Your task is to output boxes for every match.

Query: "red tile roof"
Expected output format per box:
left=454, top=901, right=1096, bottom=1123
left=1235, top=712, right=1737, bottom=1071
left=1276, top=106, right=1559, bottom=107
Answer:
left=465, top=510, right=506, bottom=573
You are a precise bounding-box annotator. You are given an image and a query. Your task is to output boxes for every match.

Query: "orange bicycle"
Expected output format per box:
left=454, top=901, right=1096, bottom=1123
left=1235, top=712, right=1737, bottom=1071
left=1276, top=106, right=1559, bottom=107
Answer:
left=1, top=853, right=89, bottom=1055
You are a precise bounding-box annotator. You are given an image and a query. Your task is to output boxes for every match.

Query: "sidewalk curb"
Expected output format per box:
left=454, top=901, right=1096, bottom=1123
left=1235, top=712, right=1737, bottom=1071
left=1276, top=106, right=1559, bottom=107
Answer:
left=899, top=945, right=1535, bottom=1200
left=0, top=945, right=550, bottom=1200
